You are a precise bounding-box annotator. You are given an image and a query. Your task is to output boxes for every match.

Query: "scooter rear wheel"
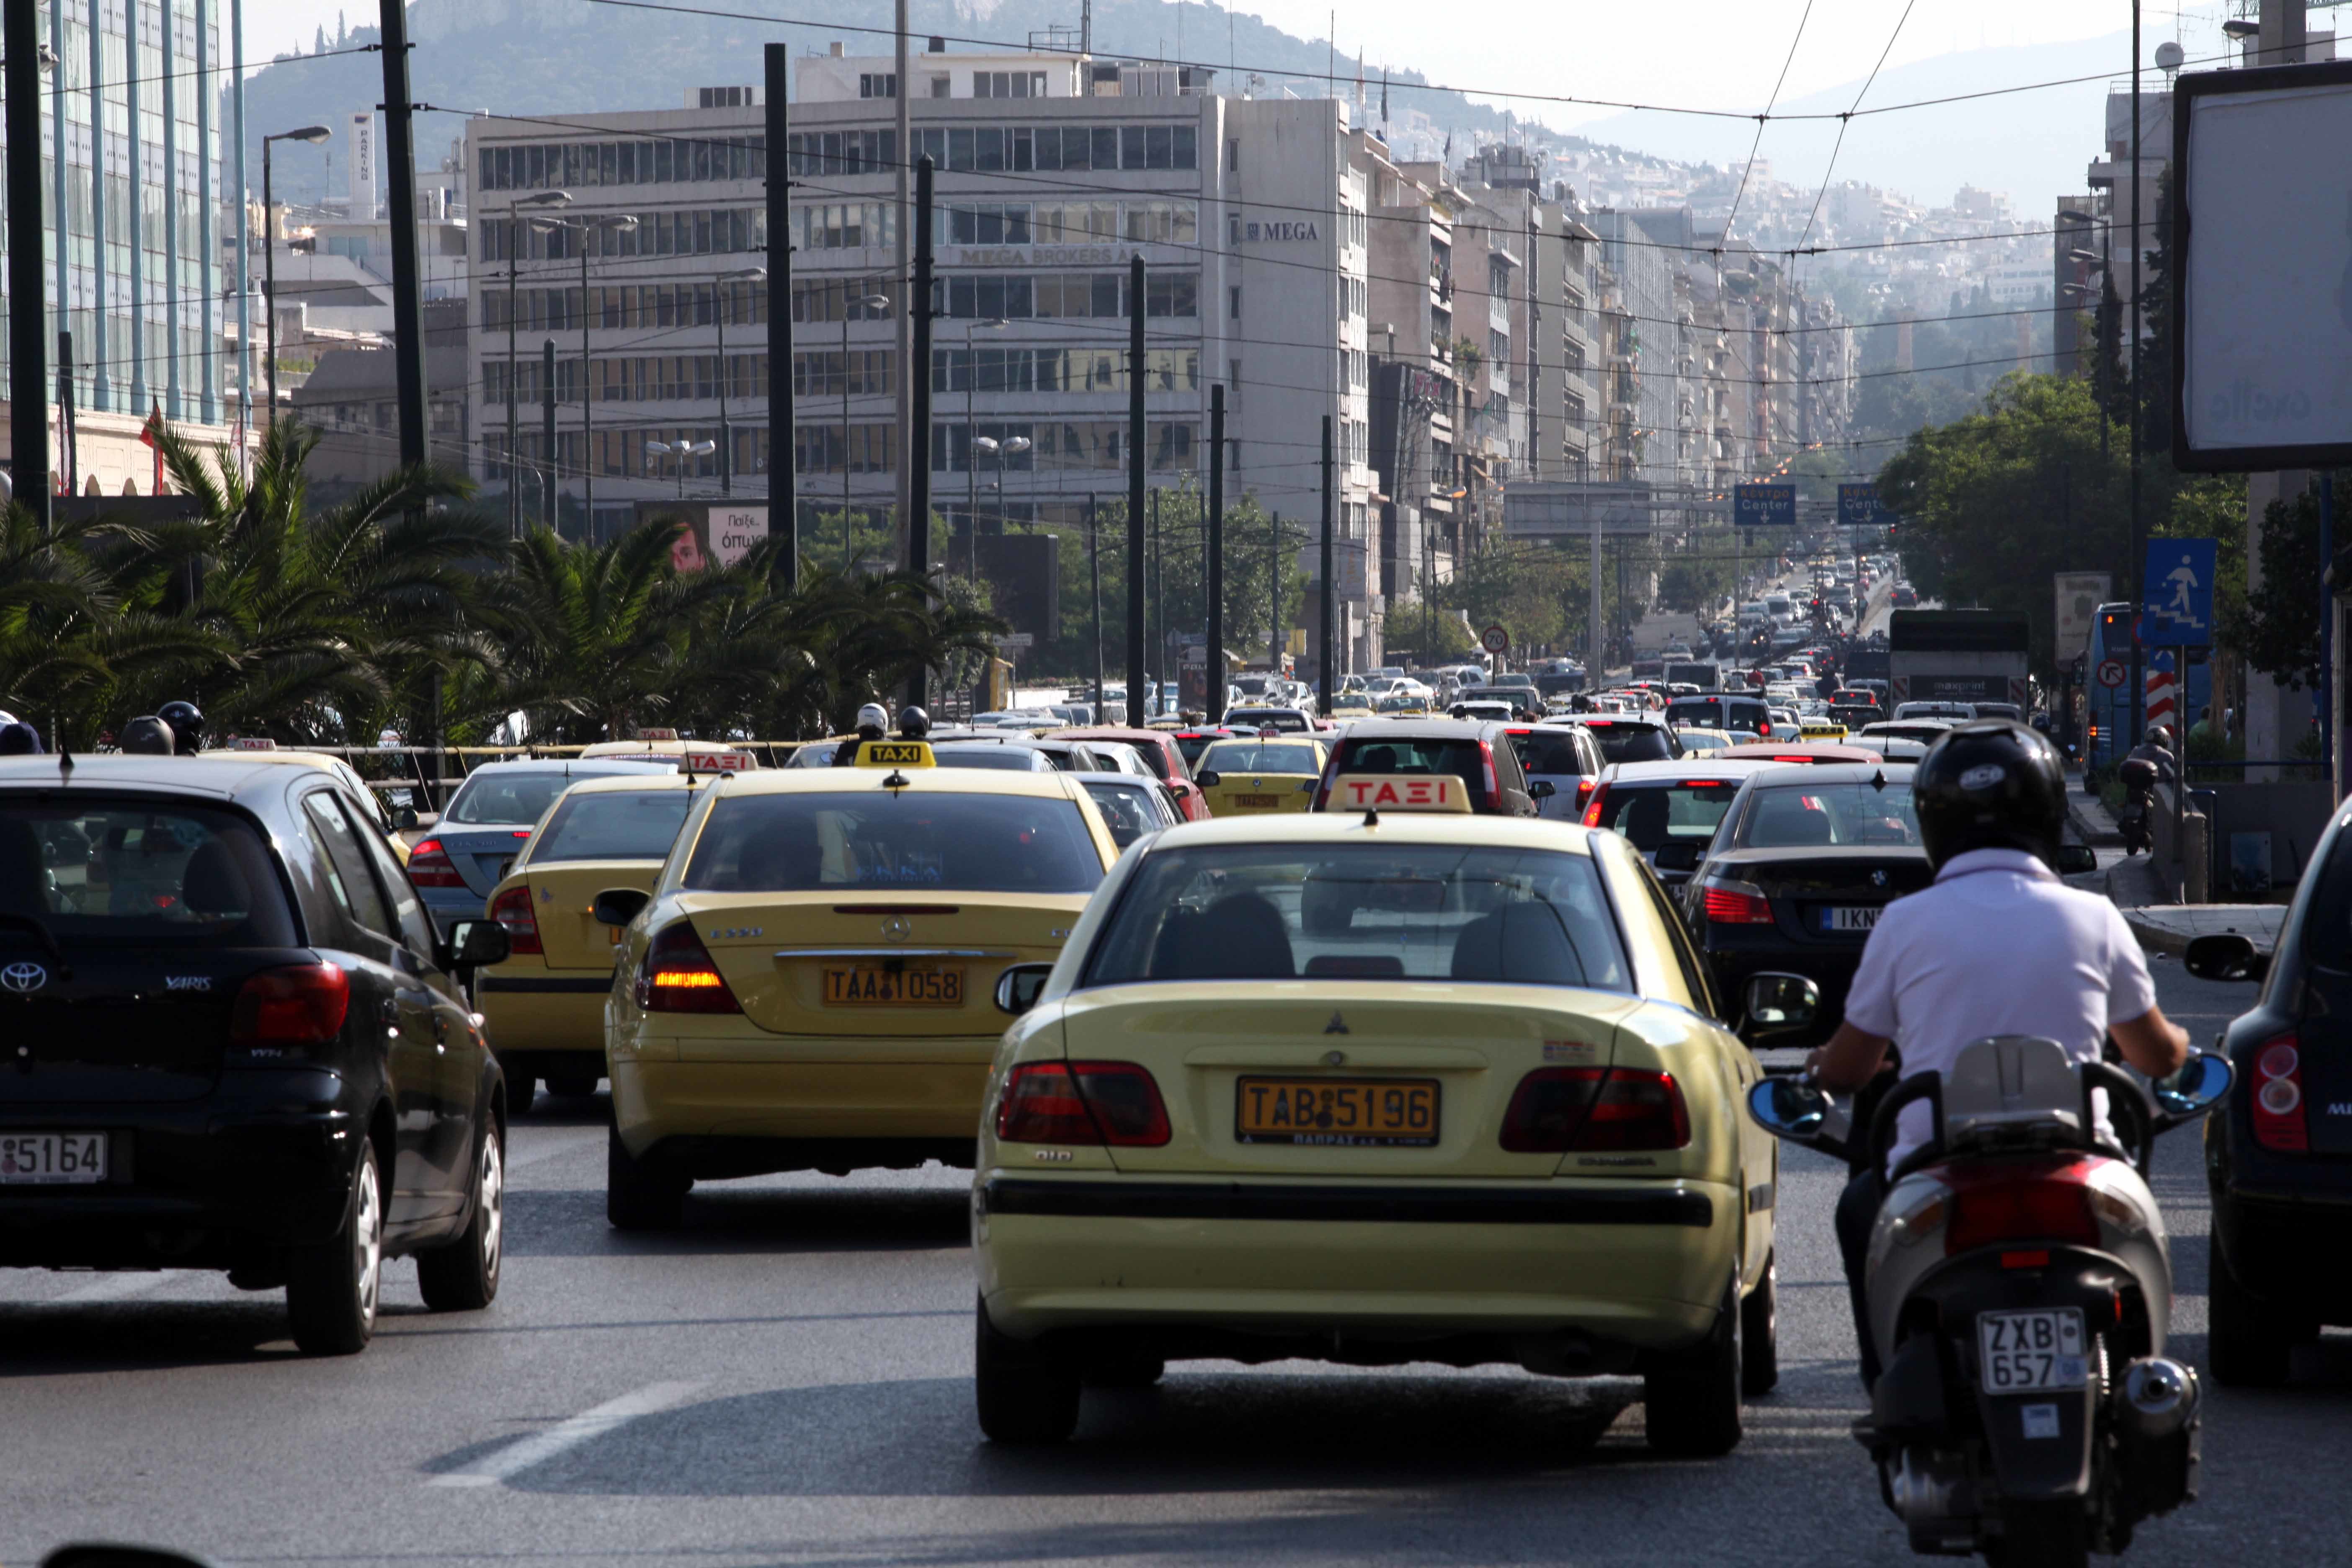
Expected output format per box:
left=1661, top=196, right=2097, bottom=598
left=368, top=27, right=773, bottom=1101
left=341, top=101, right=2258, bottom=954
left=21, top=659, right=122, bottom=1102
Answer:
left=1983, top=1499, right=2087, bottom=1568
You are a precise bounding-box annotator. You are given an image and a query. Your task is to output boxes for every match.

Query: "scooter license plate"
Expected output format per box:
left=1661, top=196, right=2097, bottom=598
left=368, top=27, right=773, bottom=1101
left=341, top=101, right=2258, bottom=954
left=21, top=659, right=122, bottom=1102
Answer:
left=1976, top=1308, right=2089, bottom=1391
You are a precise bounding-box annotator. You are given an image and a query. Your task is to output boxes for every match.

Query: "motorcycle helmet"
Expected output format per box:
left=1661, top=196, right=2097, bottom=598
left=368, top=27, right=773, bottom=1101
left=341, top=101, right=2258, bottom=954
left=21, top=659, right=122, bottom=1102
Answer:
left=121, top=715, right=175, bottom=755
left=0, top=720, right=42, bottom=755
left=896, top=704, right=931, bottom=740
left=1914, top=720, right=2066, bottom=872
left=854, top=701, right=889, bottom=739
left=2146, top=725, right=2174, bottom=749
left=157, top=699, right=206, bottom=755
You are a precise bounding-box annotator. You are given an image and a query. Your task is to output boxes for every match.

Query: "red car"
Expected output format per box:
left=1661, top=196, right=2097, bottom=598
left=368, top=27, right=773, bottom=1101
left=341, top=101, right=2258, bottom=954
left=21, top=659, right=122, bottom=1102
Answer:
left=1050, top=726, right=1212, bottom=821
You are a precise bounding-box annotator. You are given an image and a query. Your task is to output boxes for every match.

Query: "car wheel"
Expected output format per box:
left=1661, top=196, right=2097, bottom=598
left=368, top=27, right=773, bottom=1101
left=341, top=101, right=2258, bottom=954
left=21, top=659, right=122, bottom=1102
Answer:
left=2207, top=1227, right=2296, bottom=1387
left=1644, top=1277, right=1743, bottom=1456
left=508, top=1072, right=539, bottom=1117
left=546, top=1072, right=601, bottom=1099
left=1739, top=1251, right=1779, bottom=1396
left=418, top=1116, right=504, bottom=1312
left=606, top=1120, right=687, bottom=1231
left=975, top=1295, right=1081, bottom=1443
left=286, top=1140, right=383, bottom=1356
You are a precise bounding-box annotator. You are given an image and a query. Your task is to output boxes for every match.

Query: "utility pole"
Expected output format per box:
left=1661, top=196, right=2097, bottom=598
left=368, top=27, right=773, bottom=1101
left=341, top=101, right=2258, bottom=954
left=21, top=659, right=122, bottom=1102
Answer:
left=1088, top=493, right=1104, bottom=720
left=765, top=43, right=795, bottom=580
left=1271, top=511, right=1284, bottom=675
left=1150, top=486, right=1162, bottom=712
left=1207, top=384, right=1225, bottom=723
left=378, top=0, right=427, bottom=469
left=907, top=156, right=936, bottom=709
left=893, top=0, right=911, bottom=556
left=2126, top=0, right=2144, bottom=745
left=6, top=0, right=51, bottom=529
left=1126, top=254, right=1147, bottom=726
left=541, top=339, right=557, bottom=529
left=1319, top=414, right=1335, bottom=717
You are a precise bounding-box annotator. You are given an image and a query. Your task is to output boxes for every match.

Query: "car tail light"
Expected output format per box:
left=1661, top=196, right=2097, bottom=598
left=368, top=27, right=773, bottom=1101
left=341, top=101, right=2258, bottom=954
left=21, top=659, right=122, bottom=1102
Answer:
left=1702, top=877, right=1775, bottom=924
left=488, top=884, right=542, bottom=956
left=1944, top=1157, right=2102, bottom=1255
left=1480, top=740, right=1501, bottom=808
left=1581, top=784, right=1609, bottom=828
left=1501, top=1066, right=1691, bottom=1152
left=405, top=837, right=465, bottom=889
left=996, top=1060, right=1171, bottom=1145
left=635, top=921, right=741, bottom=1014
left=231, top=963, right=351, bottom=1046
left=1575, top=777, right=1597, bottom=809
left=2251, top=1032, right=2308, bottom=1152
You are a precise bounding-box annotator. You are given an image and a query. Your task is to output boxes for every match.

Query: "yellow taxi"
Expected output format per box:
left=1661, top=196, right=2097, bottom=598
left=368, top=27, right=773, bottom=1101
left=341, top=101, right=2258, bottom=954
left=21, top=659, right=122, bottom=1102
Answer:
left=1374, top=694, right=1429, bottom=715
left=201, top=740, right=414, bottom=863
left=474, top=771, right=713, bottom=1108
left=1192, top=734, right=1331, bottom=817
left=970, top=776, right=1779, bottom=1450
left=600, top=740, right=1123, bottom=1228
left=1798, top=717, right=1849, bottom=742
left=1670, top=727, right=1736, bottom=756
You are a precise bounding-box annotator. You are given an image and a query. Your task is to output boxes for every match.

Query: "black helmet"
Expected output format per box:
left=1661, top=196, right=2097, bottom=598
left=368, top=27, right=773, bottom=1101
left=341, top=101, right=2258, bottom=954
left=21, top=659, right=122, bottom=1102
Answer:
left=1914, top=720, right=2066, bottom=872
left=157, top=699, right=205, bottom=755
left=121, top=715, right=175, bottom=755
left=896, top=704, right=931, bottom=740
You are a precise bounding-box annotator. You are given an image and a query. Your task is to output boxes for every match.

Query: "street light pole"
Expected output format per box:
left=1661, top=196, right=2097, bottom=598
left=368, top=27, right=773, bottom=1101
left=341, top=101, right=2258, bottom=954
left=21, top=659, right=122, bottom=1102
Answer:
left=714, top=265, right=768, bottom=498
left=529, top=208, right=636, bottom=535
left=260, top=125, right=331, bottom=430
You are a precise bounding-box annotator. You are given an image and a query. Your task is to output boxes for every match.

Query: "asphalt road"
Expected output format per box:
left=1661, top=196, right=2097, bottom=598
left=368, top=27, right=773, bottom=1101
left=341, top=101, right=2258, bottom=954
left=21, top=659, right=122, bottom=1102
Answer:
left=5, top=950, right=2344, bottom=1568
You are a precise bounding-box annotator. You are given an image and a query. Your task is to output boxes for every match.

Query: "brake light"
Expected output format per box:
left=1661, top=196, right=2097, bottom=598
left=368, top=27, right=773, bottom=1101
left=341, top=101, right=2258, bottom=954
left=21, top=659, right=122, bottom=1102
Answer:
left=488, top=884, right=542, bottom=956
left=635, top=921, right=741, bottom=1014
left=1702, top=879, right=1775, bottom=924
left=1581, top=784, right=1609, bottom=828
left=1757, top=719, right=1774, bottom=737
left=1480, top=740, right=1501, bottom=807
left=1501, top=1066, right=1691, bottom=1152
left=231, top=963, right=351, bottom=1046
left=405, top=837, right=465, bottom=889
left=2251, top=1032, right=2308, bottom=1152
left=1944, top=1157, right=2102, bottom=1254
left=996, top=1060, right=1171, bottom=1145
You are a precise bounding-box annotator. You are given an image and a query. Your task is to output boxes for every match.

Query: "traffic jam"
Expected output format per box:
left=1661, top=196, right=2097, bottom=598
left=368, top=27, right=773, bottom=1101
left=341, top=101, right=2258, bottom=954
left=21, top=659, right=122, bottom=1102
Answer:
left=0, top=560, right=2259, bottom=1566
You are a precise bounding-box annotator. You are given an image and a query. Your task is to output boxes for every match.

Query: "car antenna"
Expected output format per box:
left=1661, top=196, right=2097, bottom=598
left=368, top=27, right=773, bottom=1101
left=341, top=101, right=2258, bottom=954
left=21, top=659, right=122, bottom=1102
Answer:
left=1361, top=806, right=1379, bottom=828
left=1870, top=768, right=1886, bottom=793
left=57, top=747, right=72, bottom=779
left=882, top=769, right=910, bottom=791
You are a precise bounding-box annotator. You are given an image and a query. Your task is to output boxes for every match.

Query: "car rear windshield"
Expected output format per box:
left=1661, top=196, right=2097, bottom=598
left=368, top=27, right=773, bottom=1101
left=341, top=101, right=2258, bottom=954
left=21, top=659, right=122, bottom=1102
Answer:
left=1082, top=844, right=1629, bottom=990
left=1508, top=731, right=1586, bottom=776
left=1328, top=735, right=1488, bottom=794
left=0, top=797, right=297, bottom=946
left=1598, top=780, right=1745, bottom=851
left=929, top=748, right=1051, bottom=771
left=531, top=789, right=695, bottom=862
left=443, top=770, right=577, bottom=825
left=1080, top=782, right=1160, bottom=849
left=1666, top=697, right=1766, bottom=731
left=1171, top=732, right=1225, bottom=766
left=1733, top=783, right=1921, bottom=849
left=683, top=792, right=1104, bottom=894
left=1580, top=722, right=1675, bottom=764
left=1201, top=740, right=1322, bottom=774
left=1228, top=710, right=1309, bottom=732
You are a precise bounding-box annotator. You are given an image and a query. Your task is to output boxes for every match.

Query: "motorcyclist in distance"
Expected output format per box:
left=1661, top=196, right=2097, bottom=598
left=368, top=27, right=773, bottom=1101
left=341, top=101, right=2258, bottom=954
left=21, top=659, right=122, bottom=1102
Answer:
left=2126, top=723, right=2179, bottom=786
left=897, top=705, right=931, bottom=741
left=157, top=700, right=206, bottom=756
left=1801, top=721, right=2189, bottom=1387
left=830, top=702, right=891, bottom=766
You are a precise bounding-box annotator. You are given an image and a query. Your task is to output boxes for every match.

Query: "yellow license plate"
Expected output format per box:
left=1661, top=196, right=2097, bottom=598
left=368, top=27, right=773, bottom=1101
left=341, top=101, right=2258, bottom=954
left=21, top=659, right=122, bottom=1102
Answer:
left=1231, top=794, right=1283, bottom=809
left=1235, top=1077, right=1439, bottom=1147
left=822, top=967, right=964, bottom=1006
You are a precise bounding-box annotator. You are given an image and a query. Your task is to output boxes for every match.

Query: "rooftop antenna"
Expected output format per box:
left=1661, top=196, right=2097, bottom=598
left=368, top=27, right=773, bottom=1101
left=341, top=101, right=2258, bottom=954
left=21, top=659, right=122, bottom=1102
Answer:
left=1081, top=0, right=1091, bottom=57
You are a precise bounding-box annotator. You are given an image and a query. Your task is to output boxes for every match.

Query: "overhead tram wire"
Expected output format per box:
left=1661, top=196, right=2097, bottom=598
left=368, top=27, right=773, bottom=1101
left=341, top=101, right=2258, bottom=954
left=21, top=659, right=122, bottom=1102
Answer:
left=1720, top=0, right=1816, bottom=247
left=1792, top=0, right=1919, bottom=255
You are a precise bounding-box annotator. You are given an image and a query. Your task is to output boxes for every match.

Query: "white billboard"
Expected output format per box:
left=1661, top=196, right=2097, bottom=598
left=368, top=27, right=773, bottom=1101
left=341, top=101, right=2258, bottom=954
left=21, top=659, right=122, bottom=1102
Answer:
left=2053, top=571, right=2111, bottom=663
left=707, top=505, right=769, bottom=567
left=2174, top=63, right=2352, bottom=469
left=348, top=112, right=377, bottom=222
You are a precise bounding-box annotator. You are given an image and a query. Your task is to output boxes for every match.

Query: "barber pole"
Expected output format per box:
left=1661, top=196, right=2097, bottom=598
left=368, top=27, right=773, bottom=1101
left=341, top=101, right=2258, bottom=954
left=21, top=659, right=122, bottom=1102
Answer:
left=2143, top=649, right=2178, bottom=731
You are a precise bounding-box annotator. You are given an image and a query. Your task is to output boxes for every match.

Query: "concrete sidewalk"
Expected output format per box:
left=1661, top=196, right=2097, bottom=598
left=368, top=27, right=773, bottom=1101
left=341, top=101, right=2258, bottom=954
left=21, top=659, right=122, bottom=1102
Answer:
left=2118, top=903, right=2285, bottom=956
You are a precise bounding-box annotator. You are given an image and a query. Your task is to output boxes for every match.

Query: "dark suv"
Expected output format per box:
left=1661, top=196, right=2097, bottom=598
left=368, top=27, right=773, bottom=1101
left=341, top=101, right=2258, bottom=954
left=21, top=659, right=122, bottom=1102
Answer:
left=1310, top=720, right=1541, bottom=816
left=0, top=755, right=512, bottom=1354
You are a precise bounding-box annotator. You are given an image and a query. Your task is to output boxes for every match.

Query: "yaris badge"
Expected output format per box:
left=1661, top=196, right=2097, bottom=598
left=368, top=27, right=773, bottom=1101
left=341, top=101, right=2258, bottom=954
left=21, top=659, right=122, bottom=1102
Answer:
left=2, top=962, right=49, bottom=993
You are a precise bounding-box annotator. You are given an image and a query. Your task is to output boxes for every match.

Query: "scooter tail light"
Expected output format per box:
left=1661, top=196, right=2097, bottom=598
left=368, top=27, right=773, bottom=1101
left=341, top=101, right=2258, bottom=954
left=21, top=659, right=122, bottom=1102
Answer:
left=2251, top=1031, right=2308, bottom=1153
left=1944, top=1159, right=2102, bottom=1255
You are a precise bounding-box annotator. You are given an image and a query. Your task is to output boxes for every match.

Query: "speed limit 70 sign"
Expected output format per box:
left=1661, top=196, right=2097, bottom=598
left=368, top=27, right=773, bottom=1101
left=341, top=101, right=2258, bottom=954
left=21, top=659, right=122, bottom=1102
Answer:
left=1480, top=624, right=1510, bottom=655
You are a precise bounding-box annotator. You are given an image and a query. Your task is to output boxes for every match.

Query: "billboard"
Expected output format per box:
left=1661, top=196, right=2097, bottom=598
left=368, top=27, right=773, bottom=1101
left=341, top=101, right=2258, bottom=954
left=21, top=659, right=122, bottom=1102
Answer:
left=1501, top=480, right=1663, bottom=539
left=2053, top=571, right=2111, bottom=663
left=348, top=112, right=377, bottom=222
left=705, top=505, right=769, bottom=567
left=2173, top=62, right=2352, bottom=470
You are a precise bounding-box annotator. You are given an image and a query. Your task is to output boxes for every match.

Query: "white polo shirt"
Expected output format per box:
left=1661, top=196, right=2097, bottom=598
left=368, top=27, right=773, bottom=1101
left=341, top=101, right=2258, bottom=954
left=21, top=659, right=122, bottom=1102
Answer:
left=1841, top=848, right=2157, bottom=1168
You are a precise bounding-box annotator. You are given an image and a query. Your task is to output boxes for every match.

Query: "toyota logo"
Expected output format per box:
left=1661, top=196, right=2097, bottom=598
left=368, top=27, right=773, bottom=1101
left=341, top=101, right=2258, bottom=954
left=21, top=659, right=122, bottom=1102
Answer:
left=1, top=962, right=48, bottom=993
left=880, top=915, right=911, bottom=942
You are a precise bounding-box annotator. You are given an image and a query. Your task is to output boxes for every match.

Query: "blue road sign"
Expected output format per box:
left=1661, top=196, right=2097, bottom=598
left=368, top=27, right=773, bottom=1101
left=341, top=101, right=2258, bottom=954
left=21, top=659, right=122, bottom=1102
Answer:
left=2142, top=538, right=2216, bottom=646
left=1836, top=482, right=1892, bottom=527
left=1734, top=483, right=1798, bottom=527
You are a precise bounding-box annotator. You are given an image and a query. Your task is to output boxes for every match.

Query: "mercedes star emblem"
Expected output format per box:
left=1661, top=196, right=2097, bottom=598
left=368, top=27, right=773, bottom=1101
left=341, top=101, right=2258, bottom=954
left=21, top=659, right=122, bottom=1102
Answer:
left=881, top=915, right=912, bottom=942
left=1, top=961, right=49, bottom=993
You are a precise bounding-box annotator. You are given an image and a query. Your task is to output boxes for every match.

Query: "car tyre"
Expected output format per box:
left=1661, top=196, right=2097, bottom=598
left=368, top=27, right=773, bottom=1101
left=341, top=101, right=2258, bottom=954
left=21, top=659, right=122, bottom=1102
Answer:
left=607, top=1121, right=688, bottom=1231
left=507, top=1071, right=539, bottom=1117
left=975, top=1296, right=1082, bottom=1443
left=2207, top=1227, right=2295, bottom=1387
left=286, top=1140, right=382, bottom=1356
left=1739, top=1251, right=1779, bottom=1396
left=418, top=1116, right=503, bottom=1312
left=1644, top=1278, right=1743, bottom=1456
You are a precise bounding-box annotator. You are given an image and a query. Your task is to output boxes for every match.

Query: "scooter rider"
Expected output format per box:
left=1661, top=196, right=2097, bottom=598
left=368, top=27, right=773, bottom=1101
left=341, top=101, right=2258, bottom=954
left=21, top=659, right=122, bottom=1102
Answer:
left=1803, top=721, right=2190, bottom=1386
left=2126, top=723, right=2179, bottom=784
left=830, top=702, right=891, bottom=766
left=896, top=705, right=931, bottom=741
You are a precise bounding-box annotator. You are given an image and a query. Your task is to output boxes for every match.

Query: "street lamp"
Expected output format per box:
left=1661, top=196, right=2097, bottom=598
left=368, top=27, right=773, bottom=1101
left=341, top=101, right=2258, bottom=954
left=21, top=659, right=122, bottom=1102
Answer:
left=968, top=432, right=1032, bottom=577
left=261, top=124, right=332, bottom=428
left=962, top=316, right=1009, bottom=563
left=834, top=290, right=893, bottom=567
left=529, top=206, right=638, bottom=533
left=712, top=265, right=768, bottom=497
left=504, top=191, right=573, bottom=534
left=645, top=438, right=716, bottom=499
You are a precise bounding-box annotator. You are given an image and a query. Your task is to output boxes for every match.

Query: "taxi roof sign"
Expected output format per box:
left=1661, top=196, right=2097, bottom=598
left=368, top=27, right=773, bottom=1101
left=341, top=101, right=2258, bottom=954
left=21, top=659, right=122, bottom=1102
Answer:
left=1328, top=774, right=1472, bottom=814
left=637, top=727, right=681, bottom=741
left=232, top=737, right=279, bottom=750
left=684, top=749, right=756, bottom=773
left=856, top=739, right=936, bottom=769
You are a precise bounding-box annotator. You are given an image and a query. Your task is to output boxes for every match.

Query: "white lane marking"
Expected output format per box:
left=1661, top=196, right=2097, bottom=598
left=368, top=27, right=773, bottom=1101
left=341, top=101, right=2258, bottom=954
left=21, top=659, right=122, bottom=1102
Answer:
left=428, top=1380, right=708, bottom=1488
left=505, top=1130, right=603, bottom=1171
left=51, top=1269, right=191, bottom=1304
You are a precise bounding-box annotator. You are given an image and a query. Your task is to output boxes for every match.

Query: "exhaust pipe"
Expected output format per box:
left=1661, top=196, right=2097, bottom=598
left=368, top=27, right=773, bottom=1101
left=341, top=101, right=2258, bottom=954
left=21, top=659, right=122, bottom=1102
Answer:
left=2119, top=1357, right=2200, bottom=1440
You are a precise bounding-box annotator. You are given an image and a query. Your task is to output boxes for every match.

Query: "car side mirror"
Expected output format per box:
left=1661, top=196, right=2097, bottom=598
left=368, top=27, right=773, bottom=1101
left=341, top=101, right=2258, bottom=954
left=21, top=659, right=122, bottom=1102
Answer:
left=1195, top=770, right=1222, bottom=788
left=2182, top=933, right=2267, bottom=984
left=593, top=888, right=652, bottom=928
left=2152, top=1050, right=2235, bottom=1123
left=1653, top=841, right=1702, bottom=873
left=1529, top=779, right=1556, bottom=800
left=994, top=961, right=1056, bottom=1016
left=1742, top=971, right=1820, bottom=1037
left=394, top=806, right=420, bottom=831
left=2055, top=842, right=2098, bottom=875
left=444, top=919, right=511, bottom=971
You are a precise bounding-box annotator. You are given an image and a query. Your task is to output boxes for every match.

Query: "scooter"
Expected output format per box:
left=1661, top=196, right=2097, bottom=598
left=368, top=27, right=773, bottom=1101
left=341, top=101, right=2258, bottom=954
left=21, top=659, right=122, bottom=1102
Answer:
left=2115, top=756, right=2158, bottom=856
left=1741, top=975, right=2233, bottom=1568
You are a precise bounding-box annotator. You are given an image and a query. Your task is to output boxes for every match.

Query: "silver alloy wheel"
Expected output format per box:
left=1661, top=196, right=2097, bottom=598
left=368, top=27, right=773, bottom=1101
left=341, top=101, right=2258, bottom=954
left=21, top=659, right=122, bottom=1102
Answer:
left=477, top=1130, right=504, bottom=1280
left=353, top=1153, right=382, bottom=1331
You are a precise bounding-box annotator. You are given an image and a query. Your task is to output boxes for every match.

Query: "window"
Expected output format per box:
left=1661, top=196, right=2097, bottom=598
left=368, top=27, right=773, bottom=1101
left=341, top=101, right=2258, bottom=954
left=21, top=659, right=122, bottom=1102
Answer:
left=858, top=72, right=897, bottom=98
left=0, top=799, right=296, bottom=945
left=1227, top=137, right=1239, bottom=172
left=302, top=792, right=396, bottom=942
left=1228, top=285, right=1241, bottom=321
left=930, top=74, right=950, bottom=97
left=683, top=794, right=1105, bottom=894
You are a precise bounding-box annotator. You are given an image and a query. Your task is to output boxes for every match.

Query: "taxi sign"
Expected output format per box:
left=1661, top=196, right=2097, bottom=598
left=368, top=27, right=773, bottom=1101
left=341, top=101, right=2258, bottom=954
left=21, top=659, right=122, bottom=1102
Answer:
left=637, top=727, right=681, bottom=741
left=1328, top=774, right=1472, bottom=814
left=855, top=740, right=936, bottom=768
left=684, top=749, right=756, bottom=773
left=232, top=737, right=278, bottom=751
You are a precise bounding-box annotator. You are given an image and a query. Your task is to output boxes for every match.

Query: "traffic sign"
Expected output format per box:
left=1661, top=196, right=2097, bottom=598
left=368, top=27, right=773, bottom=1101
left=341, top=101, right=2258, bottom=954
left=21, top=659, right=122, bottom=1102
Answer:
left=1733, top=483, right=1798, bottom=527
left=1836, top=483, right=1894, bottom=527
left=1480, top=624, right=1510, bottom=654
left=992, top=633, right=1035, bottom=649
left=2097, top=659, right=2126, bottom=689
left=2141, top=538, right=2216, bottom=647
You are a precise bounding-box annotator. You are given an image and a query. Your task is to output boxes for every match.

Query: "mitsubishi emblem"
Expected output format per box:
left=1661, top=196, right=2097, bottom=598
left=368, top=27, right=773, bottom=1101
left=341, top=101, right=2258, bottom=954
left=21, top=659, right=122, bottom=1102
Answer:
left=881, top=915, right=912, bottom=942
left=1, top=961, right=48, bottom=993
left=1323, top=1011, right=1349, bottom=1035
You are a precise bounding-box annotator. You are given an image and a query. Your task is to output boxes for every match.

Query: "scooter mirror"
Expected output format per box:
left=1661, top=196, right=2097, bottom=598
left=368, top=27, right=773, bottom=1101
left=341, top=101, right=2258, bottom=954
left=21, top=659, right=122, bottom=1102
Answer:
left=1748, top=1075, right=1834, bottom=1140
left=2055, top=842, right=2099, bottom=875
left=2153, top=1050, right=2235, bottom=1120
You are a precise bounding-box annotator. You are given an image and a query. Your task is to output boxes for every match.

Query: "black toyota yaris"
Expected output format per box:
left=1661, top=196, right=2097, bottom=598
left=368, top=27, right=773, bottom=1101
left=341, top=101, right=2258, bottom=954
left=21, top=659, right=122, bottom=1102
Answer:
left=0, top=753, right=511, bottom=1354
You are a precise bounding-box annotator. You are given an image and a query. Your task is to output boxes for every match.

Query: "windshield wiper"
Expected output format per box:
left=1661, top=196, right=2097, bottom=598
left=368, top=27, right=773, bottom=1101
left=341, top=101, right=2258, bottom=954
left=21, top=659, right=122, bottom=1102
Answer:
left=0, top=911, right=74, bottom=980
